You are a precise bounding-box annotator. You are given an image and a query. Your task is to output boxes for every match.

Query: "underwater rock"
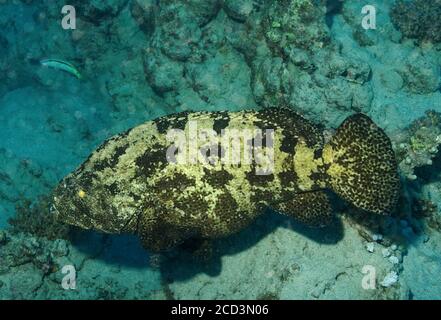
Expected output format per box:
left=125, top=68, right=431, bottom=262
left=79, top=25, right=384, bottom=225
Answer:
left=341, top=0, right=400, bottom=46
left=399, top=54, right=440, bottom=94
left=0, top=147, right=59, bottom=226
left=372, top=233, right=383, bottom=242
left=248, top=41, right=375, bottom=124
left=0, top=230, right=67, bottom=276
left=287, top=48, right=314, bottom=71
left=8, top=264, right=44, bottom=299
left=8, top=196, right=70, bottom=241
left=382, top=248, right=391, bottom=258
left=351, top=83, right=373, bottom=113
left=130, top=0, right=156, bottom=35
left=111, top=4, right=150, bottom=47
left=281, top=47, right=374, bottom=123
left=143, top=51, right=184, bottom=94
left=223, top=0, right=255, bottom=22
left=394, top=110, right=441, bottom=179
left=0, top=230, right=7, bottom=245
left=413, top=198, right=441, bottom=235
left=349, top=64, right=372, bottom=85
left=401, top=232, right=441, bottom=299
left=165, top=218, right=406, bottom=299
left=351, top=29, right=379, bottom=48
left=251, top=56, right=285, bottom=106
left=185, top=0, right=221, bottom=27
left=381, top=271, right=398, bottom=288
left=185, top=49, right=256, bottom=111
left=320, top=53, right=372, bottom=85
left=389, top=255, right=400, bottom=265
left=391, top=0, right=441, bottom=44
left=324, top=78, right=353, bottom=110
left=70, top=19, right=111, bottom=61
left=262, top=0, right=330, bottom=53
left=366, top=242, right=375, bottom=253
left=380, top=69, right=404, bottom=93
left=0, top=229, right=139, bottom=299
left=224, top=21, right=258, bottom=61
left=105, top=53, right=165, bottom=121
left=151, top=2, right=202, bottom=62
left=323, top=77, right=373, bottom=114
left=69, top=0, right=129, bottom=24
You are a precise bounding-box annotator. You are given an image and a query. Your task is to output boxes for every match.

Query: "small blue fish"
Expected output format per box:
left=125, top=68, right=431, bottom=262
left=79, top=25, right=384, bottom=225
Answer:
left=40, top=58, right=82, bottom=79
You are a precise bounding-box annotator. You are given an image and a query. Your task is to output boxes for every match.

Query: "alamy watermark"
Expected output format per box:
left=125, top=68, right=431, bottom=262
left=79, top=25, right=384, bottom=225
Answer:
left=165, top=121, right=275, bottom=175
left=361, top=265, right=376, bottom=290
left=61, top=264, right=76, bottom=290
left=61, top=5, right=76, bottom=30
left=361, top=5, right=376, bottom=30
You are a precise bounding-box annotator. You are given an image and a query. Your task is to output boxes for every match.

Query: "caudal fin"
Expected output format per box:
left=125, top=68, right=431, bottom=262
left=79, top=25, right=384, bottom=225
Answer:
left=322, top=114, right=400, bottom=214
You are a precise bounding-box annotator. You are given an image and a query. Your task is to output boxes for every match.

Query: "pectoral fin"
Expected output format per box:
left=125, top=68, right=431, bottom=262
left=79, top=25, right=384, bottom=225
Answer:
left=272, top=191, right=333, bottom=227
left=139, top=218, right=188, bottom=252
left=137, top=204, right=192, bottom=252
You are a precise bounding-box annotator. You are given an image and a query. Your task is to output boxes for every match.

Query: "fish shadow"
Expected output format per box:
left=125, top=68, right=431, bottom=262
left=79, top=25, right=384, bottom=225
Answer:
left=69, top=229, right=150, bottom=269
left=414, top=151, right=441, bottom=184
left=158, top=210, right=344, bottom=282
left=68, top=209, right=345, bottom=281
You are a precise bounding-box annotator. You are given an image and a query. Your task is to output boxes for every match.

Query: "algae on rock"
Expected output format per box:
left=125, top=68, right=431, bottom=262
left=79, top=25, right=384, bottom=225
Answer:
left=391, top=0, right=441, bottom=44
left=394, top=110, right=441, bottom=180
left=262, top=0, right=330, bottom=53
left=8, top=196, right=70, bottom=241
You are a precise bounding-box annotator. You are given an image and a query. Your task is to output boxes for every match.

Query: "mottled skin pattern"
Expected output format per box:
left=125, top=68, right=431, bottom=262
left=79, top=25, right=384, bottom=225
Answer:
left=52, top=108, right=400, bottom=251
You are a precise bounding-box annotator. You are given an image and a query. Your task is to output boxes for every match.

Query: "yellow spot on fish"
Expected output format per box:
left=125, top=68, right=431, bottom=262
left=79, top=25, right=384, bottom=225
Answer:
left=78, top=189, right=86, bottom=198
left=293, top=140, right=323, bottom=190
left=323, top=144, right=352, bottom=179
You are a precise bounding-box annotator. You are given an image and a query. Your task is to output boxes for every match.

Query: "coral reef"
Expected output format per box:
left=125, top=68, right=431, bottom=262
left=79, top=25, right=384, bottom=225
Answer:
left=0, top=228, right=166, bottom=299
left=394, top=110, right=441, bottom=180
left=222, top=0, right=255, bottom=22
left=412, top=198, right=440, bottom=231
left=69, top=0, right=129, bottom=23
left=0, top=0, right=441, bottom=300
left=262, top=0, right=330, bottom=53
left=391, top=0, right=441, bottom=44
left=397, top=52, right=441, bottom=94
left=8, top=196, right=70, bottom=241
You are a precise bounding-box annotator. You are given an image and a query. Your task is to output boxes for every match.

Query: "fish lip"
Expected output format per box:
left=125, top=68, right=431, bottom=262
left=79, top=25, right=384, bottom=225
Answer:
left=49, top=200, right=60, bottom=219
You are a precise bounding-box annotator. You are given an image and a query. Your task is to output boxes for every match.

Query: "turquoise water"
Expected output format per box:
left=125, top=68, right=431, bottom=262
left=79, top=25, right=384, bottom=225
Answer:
left=0, top=0, right=440, bottom=299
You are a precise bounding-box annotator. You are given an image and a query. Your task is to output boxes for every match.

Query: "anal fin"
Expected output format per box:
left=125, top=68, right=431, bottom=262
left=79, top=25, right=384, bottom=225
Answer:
left=272, top=191, right=333, bottom=227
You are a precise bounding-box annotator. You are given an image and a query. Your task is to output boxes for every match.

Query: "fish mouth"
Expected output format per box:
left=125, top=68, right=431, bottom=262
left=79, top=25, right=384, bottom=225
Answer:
left=49, top=200, right=60, bottom=219
left=51, top=188, right=95, bottom=230
left=50, top=195, right=74, bottom=227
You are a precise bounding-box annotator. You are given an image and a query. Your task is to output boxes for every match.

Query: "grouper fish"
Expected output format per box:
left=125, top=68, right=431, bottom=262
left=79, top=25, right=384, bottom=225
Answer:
left=52, top=108, right=400, bottom=251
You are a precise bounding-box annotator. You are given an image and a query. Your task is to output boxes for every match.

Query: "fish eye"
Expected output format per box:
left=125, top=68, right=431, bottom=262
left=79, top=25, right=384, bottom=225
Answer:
left=77, top=189, right=86, bottom=198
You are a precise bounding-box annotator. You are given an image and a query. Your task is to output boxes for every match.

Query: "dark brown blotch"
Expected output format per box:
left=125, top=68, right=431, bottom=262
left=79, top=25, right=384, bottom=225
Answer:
left=153, top=172, right=195, bottom=200
left=107, top=144, right=129, bottom=168
left=155, top=111, right=190, bottom=134
left=212, top=111, right=230, bottom=135
left=203, top=168, right=234, bottom=187
left=135, top=143, right=168, bottom=176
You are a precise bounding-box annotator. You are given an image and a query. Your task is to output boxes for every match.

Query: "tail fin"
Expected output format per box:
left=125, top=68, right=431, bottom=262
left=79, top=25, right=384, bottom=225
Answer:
left=322, top=114, right=400, bottom=214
